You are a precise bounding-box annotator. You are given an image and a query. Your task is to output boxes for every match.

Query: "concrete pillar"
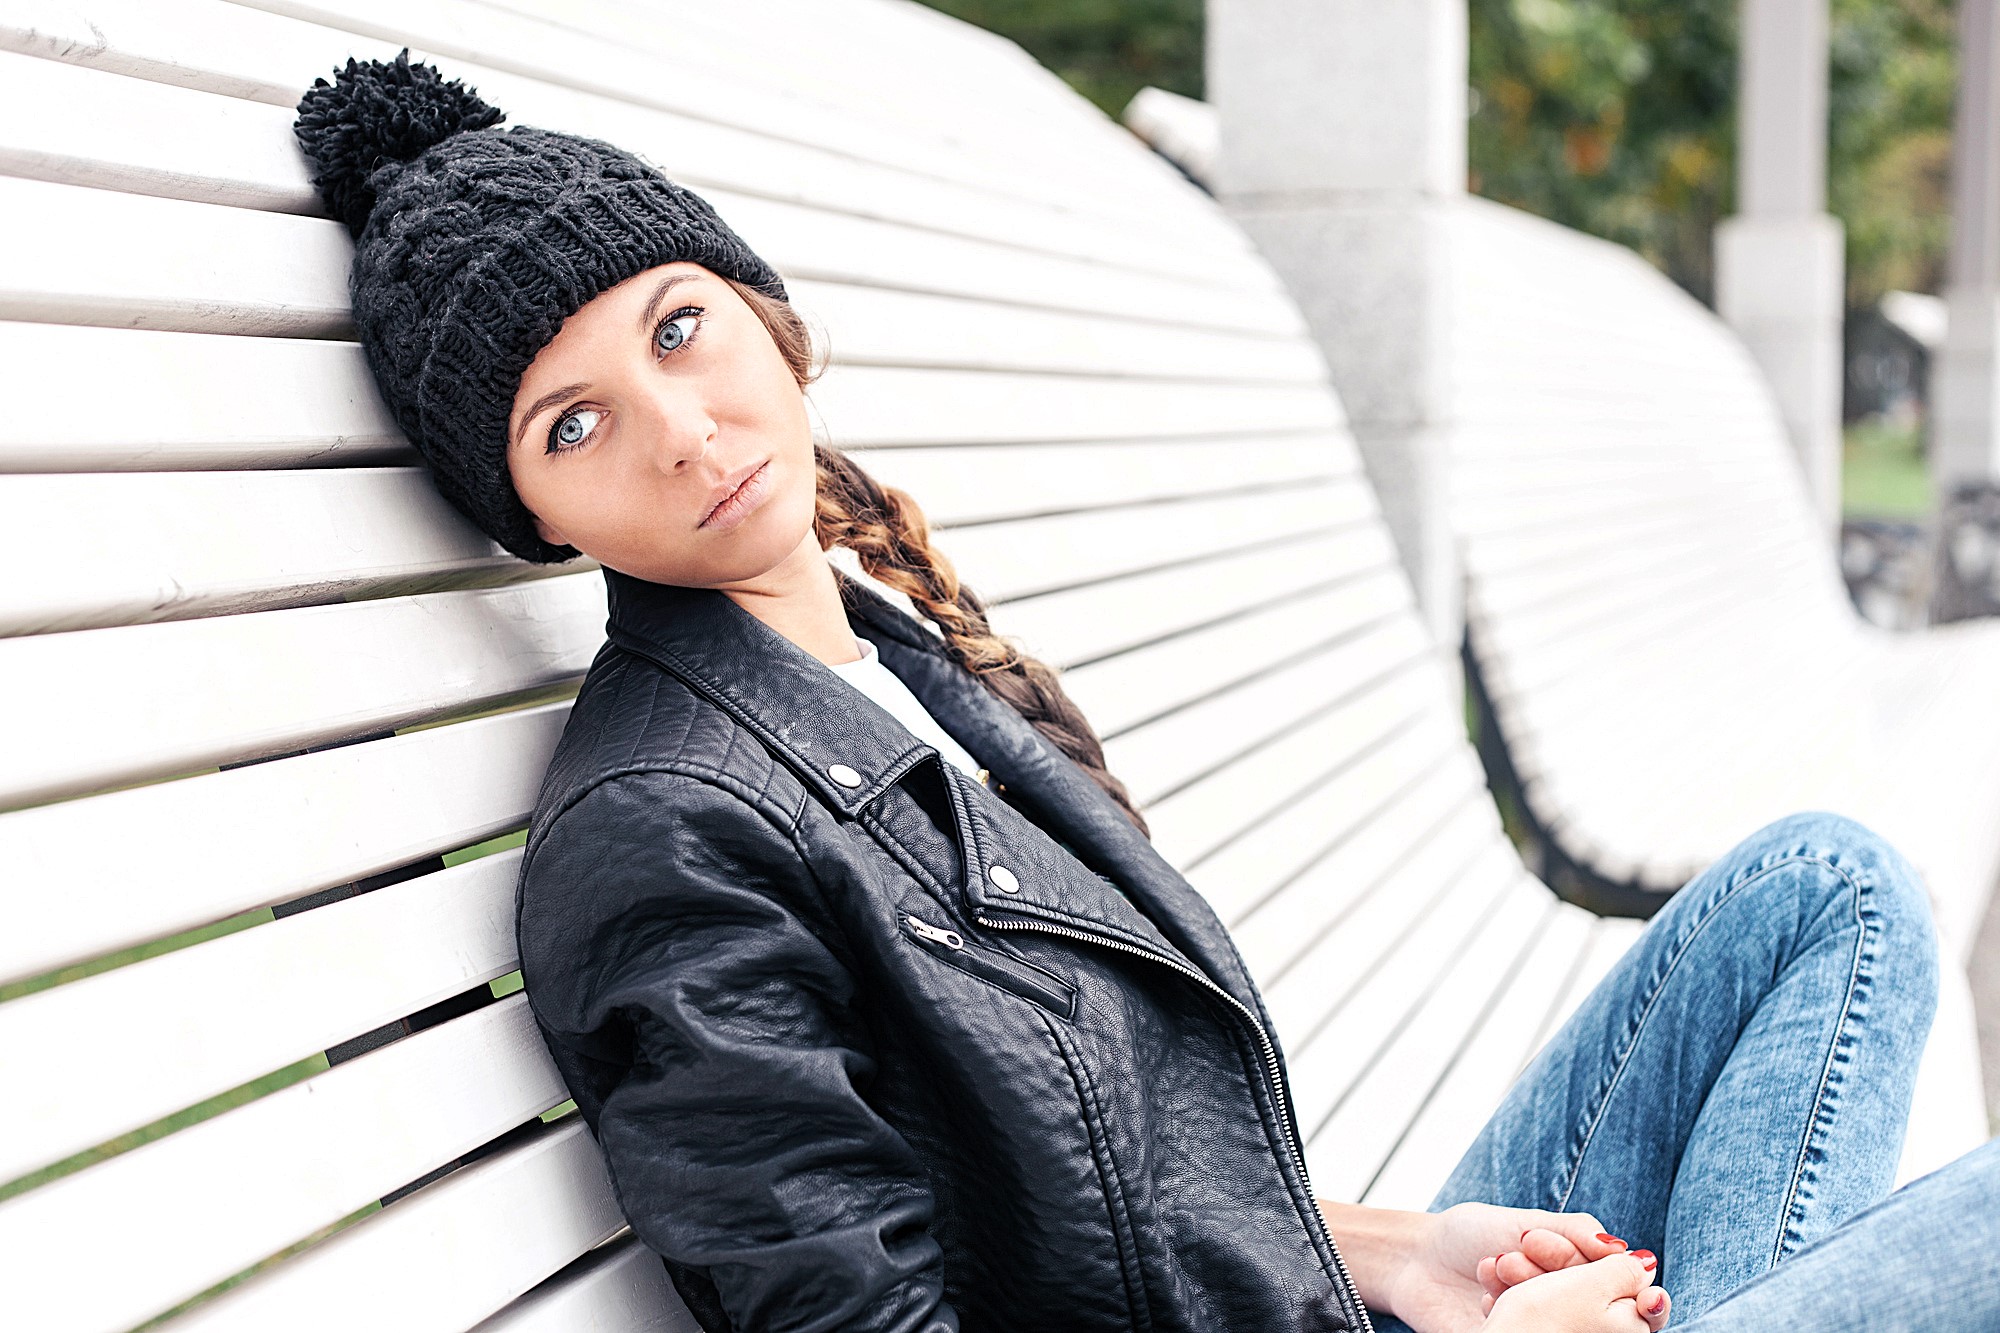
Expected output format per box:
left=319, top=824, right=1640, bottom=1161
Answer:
left=1207, top=0, right=1465, bottom=670
left=1713, top=0, right=1846, bottom=538
left=1934, top=0, right=2000, bottom=493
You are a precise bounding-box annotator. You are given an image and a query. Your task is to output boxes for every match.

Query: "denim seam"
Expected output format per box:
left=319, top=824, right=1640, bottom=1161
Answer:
left=1552, top=850, right=1869, bottom=1225
left=1769, top=860, right=1876, bottom=1268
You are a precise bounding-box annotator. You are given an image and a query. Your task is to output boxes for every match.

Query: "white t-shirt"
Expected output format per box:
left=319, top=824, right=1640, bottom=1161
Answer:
left=827, top=635, right=988, bottom=785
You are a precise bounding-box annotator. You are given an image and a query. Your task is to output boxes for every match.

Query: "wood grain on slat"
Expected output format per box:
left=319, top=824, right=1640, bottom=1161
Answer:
left=0, top=995, right=564, bottom=1333
left=0, top=851, right=519, bottom=1183
left=0, top=571, right=604, bottom=809
left=0, top=703, right=566, bottom=986
left=167, top=1118, right=656, bottom=1333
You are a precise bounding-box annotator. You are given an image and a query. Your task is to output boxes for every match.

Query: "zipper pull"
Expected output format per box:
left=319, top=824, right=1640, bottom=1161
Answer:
left=906, top=914, right=965, bottom=950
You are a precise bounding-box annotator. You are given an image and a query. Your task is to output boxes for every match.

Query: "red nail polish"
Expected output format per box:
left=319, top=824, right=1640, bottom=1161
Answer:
left=1632, top=1249, right=1657, bottom=1269
left=1647, top=1293, right=1667, bottom=1317
left=1595, top=1232, right=1627, bottom=1248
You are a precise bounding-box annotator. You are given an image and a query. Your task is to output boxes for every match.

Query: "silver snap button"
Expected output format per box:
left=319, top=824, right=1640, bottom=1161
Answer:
left=988, top=864, right=1020, bottom=894
left=827, top=763, right=863, bottom=788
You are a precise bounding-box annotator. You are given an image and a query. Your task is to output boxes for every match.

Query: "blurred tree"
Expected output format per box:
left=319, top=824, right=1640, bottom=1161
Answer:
left=920, top=0, right=1957, bottom=310
left=1470, top=0, right=1957, bottom=307
left=914, top=0, right=1204, bottom=117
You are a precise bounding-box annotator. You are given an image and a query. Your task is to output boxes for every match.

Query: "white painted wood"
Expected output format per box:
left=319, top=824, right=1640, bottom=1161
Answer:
left=3, top=469, right=525, bottom=635
left=0, top=571, right=606, bottom=808
left=0, top=703, right=566, bottom=986
left=0, top=851, right=521, bottom=1184
left=1362, top=897, right=1600, bottom=1210
left=0, top=0, right=1276, bottom=289
left=165, top=1118, right=653, bottom=1333
left=935, top=478, right=1364, bottom=604
left=1312, top=876, right=1555, bottom=1203
left=0, top=995, right=565, bottom=1333
left=1285, top=845, right=1526, bottom=1162
left=993, top=527, right=1400, bottom=666
left=467, top=1233, right=696, bottom=1333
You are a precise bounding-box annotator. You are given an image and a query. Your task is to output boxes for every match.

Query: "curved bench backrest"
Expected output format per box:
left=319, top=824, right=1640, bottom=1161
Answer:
left=0, top=3, right=1596, bottom=1327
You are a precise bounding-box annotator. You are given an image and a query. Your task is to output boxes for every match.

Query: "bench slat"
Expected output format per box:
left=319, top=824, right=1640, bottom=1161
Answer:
left=0, top=995, right=562, bottom=1333
left=0, top=851, right=519, bottom=1184
left=469, top=1234, right=695, bottom=1333
left=1360, top=896, right=1600, bottom=1210
left=0, top=0, right=1270, bottom=284
left=5, top=437, right=1351, bottom=637
left=168, top=1119, right=647, bottom=1333
left=1, top=572, right=604, bottom=809
left=1111, top=619, right=1440, bottom=807
left=1285, top=843, right=1524, bottom=1169
left=1144, top=673, right=1465, bottom=869
left=997, top=528, right=1398, bottom=668
left=0, top=703, right=565, bottom=986
left=1063, top=566, right=1413, bottom=738
left=225, top=0, right=1233, bottom=251
left=1227, top=770, right=1493, bottom=978
left=0, top=322, right=1341, bottom=471
left=936, top=480, right=1359, bottom=604
left=0, top=172, right=1309, bottom=344
left=1311, top=876, right=1555, bottom=1202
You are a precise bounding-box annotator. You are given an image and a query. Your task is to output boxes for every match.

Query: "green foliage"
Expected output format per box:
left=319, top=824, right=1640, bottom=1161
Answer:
left=912, top=0, right=1204, bottom=117
left=1467, top=0, right=1957, bottom=307
left=920, top=0, right=1958, bottom=309
left=1469, top=0, right=1737, bottom=303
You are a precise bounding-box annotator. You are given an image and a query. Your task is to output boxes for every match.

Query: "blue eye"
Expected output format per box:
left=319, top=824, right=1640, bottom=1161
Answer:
left=655, top=306, right=702, bottom=356
left=548, top=407, right=603, bottom=453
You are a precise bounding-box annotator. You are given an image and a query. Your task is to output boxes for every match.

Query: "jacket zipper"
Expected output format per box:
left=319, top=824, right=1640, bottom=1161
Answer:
left=971, top=907, right=1376, bottom=1333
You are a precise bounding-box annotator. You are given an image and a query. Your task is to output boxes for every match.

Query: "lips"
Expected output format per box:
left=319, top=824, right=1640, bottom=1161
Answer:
left=699, top=458, right=771, bottom=529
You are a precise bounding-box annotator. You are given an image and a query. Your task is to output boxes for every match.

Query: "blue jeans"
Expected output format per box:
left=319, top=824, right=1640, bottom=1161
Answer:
left=1364, top=810, right=2000, bottom=1332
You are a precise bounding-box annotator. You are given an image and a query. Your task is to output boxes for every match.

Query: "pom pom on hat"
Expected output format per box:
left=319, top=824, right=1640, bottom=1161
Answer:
left=294, top=48, right=506, bottom=237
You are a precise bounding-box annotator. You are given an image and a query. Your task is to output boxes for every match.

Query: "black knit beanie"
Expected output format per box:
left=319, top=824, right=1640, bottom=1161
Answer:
left=293, top=50, right=791, bottom=564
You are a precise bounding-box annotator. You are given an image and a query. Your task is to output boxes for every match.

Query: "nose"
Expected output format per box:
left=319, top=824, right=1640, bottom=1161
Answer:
left=632, top=378, right=718, bottom=474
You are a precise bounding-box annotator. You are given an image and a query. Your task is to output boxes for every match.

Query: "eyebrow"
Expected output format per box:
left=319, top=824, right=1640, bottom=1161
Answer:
left=638, top=271, right=703, bottom=334
left=510, top=273, right=707, bottom=449
left=511, top=382, right=591, bottom=449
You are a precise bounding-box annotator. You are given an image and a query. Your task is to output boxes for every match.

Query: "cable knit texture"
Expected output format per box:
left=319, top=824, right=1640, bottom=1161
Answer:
left=293, top=50, right=791, bottom=563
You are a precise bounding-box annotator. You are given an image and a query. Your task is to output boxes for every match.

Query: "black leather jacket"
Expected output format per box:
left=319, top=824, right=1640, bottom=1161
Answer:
left=516, top=564, right=1374, bottom=1333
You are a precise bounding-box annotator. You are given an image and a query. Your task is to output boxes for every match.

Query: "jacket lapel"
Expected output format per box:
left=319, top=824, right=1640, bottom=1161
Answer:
left=834, top=572, right=1267, bottom=1008
left=598, top=563, right=1262, bottom=1008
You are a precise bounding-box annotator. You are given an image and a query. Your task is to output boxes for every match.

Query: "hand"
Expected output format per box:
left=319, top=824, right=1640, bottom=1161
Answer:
left=1476, top=1223, right=1651, bottom=1317
left=1482, top=1251, right=1672, bottom=1331
left=1375, top=1201, right=1641, bottom=1333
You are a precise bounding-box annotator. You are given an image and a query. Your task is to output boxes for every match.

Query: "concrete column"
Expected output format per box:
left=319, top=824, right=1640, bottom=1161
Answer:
left=1207, top=0, right=1466, bottom=669
left=1714, top=0, right=1846, bottom=538
left=1934, top=0, right=2000, bottom=492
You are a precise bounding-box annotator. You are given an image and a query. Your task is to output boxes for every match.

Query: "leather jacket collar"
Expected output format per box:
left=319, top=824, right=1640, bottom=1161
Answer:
left=598, top=562, right=1266, bottom=1010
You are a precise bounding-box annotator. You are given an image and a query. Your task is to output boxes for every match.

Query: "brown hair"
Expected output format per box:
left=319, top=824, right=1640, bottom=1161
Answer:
left=722, top=274, right=1151, bottom=839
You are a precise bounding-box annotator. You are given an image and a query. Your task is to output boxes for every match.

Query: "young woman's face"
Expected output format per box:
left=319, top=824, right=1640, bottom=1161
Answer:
left=506, top=261, right=816, bottom=586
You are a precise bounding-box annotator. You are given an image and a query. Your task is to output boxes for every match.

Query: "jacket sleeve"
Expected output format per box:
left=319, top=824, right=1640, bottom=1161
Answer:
left=517, top=768, right=959, bottom=1333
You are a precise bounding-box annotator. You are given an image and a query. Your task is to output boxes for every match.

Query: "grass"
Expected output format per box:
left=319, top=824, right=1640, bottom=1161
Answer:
left=1842, top=415, right=1932, bottom=519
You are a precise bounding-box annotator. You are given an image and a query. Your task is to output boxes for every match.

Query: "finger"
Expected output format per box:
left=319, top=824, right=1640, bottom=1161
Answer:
left=1481, top=1290, right=1495, bottom=1317
left=1493, top=1249, right=1552, bottom=1286
left=1534, top=1213, right=1633, bottom=1265
left=1477, top=1254, right=1507, bottom=1299
left=1519, top=1225, right=1589, bottom=1273
left=1638, top=1284, right=1671, bottom=1331
left=1539, top=1250, right=1651, bottom=1304
left=1583, top=1251, right=1653, bottom=1301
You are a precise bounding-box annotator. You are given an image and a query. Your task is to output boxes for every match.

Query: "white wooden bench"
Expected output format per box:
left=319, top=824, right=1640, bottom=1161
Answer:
left=1130, top=79, right=1994, bottom=1151
left=2, top=1, right=1666, bottom=1326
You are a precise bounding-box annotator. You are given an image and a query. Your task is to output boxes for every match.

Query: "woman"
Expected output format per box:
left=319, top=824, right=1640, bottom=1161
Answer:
left=296, top=53, right=2000, bottom=1332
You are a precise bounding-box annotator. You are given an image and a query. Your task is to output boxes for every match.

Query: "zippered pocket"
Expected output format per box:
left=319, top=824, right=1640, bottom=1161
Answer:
left=900, top=911, right=1077, bottom=1019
